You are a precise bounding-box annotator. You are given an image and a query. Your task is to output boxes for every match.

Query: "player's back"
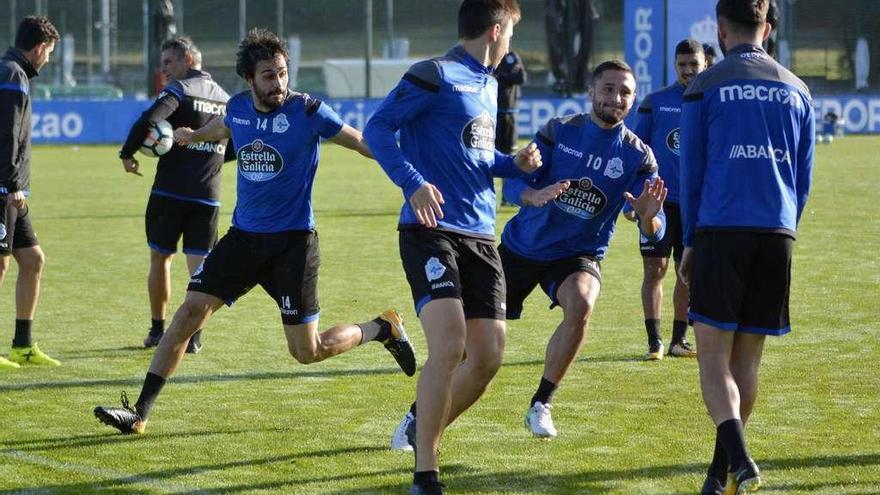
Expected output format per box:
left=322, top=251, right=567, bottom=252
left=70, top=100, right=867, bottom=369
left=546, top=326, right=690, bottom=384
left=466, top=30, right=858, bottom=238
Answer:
left=681, top=43, right=813, bottom=240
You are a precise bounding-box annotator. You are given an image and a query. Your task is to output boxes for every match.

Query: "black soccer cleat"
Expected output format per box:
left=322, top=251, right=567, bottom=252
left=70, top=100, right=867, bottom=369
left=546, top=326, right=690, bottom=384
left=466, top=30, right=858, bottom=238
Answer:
left=143, top=330, right=163, bottom=348
left=379, top=310, right=417, bottom=376
left=727, top=458, right=762, bottom=494
left=700, top=474, right=726, bottom=495
left=185, top=330, right=202, bottom=354
left=94, top=391, right=146, bottom=435
left=409, top=482, right=445, bottom=495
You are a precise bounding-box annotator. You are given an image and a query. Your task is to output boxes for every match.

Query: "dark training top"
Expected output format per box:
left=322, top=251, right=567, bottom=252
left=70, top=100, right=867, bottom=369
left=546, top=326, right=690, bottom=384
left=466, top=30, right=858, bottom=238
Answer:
left=0, top=48, right=39, bottom=195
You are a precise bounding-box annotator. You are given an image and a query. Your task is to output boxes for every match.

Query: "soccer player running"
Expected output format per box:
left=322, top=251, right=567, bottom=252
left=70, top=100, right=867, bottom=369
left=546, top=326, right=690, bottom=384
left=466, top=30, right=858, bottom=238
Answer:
left=389, top=60, right=667, bottom=444
left=118, top=36, right=230, bottom=354
left=624, top=39, right=705, bottom=360
left=364, top=1, right=542, bottom=493
left=678, top=1, right=814, bottom=493
left=0, top=16, right=60, bottom=370
left=94, top=28, right=416, bottom=434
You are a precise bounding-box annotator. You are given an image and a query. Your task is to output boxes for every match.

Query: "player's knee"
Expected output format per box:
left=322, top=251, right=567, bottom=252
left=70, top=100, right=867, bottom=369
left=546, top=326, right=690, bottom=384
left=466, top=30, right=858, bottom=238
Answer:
left=430, top=338, right=467, bottom=372
left=643, top=259, right=667, bottom=282
left=563, top=298, right=593, bottom=327
left=19, top=250, right=45, bottom=277
left=288, top=345, right=320, bottom=365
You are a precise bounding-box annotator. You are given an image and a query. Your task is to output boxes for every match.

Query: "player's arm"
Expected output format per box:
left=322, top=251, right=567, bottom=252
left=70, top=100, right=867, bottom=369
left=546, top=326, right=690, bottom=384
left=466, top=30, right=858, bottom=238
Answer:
left=492, top=143, right=542, bottom=178
left=118, top=87, right=181, bottom=176
left=364, top=61, right=442, bottom=227
left=328, top=124, right=373, bottom=159
left=174, top=117, right=231, bottom=145
left=0, top=78, right=27, bottom=206
left=502, top=125, right=564, bottom=206
left=795, top=100, right=815, bottom=225
left=677, top=88, right=707, bottom=285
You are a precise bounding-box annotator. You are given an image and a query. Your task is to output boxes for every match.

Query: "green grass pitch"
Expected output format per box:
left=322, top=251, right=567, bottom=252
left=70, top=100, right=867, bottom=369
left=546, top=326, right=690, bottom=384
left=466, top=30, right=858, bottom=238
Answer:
left=0, top=137, right=877, bottom=494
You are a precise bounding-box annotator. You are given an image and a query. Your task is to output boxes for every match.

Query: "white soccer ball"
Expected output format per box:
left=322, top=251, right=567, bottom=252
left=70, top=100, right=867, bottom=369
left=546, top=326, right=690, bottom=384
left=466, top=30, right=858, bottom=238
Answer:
left=139, top=120, right=174, bottom=157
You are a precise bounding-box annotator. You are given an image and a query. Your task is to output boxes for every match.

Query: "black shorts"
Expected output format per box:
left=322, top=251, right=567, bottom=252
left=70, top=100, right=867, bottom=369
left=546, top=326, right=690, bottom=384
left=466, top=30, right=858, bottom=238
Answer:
left=641, top=202, right=683, bottom=261
left=0, top=197, right=38, bottom=255
left=689, top=231, right=793, bottom=336
left=188, top=227, right=320, bottom=325
left=495, top=112, right=517, bottom=154
left=399, top=228, right=506, bottom=320
left=146, top=194, right=219, bottom=256
left=500, top=243, right=601, bottom=320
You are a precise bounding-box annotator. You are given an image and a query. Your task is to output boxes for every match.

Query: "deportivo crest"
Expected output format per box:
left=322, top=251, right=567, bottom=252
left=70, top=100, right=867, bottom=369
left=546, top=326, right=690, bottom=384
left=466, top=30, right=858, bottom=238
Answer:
left=554, top=177, right=608, bottom=220
left=604, top=157, right=624, bottom=179
left=238, top=139, right=284, bottom=182
left=461, top=111, right=496, bottom=157
left=425, top=257, right=446, bottom=282
left=666, top=128, right=681, bottom=156
left=272, top=113, right=290, bottom=133
left=0, top=223, right=6, bottom=240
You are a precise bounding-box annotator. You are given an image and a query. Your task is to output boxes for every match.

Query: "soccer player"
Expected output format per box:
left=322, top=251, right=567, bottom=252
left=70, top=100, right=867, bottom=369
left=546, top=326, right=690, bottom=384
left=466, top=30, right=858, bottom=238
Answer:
left=703, top=44, right=718, bottom=67
left=364, top=1, right=541, bottom=493
left=679, top=1, right=814, bottom=493
left=390, top=59, right=667, bottom=444
left=94, top=28, right=416, bottom=434
left=625, top=39, right=705, bottom=360
left=0, top=16, right=60, bottom=370
left=495, top=49, right=526, bottom=205
left=118, top=36, right=230, bottom=354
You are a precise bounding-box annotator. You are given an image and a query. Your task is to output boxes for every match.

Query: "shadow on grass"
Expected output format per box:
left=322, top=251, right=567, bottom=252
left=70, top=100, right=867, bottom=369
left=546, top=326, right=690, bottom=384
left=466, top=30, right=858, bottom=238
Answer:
left=0, top=428, right=274, bottom=453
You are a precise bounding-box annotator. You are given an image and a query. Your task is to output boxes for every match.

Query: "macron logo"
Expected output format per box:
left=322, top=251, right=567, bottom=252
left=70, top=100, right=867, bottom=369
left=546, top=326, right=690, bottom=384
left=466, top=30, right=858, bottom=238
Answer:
left=719, top=84, right=801, bottom=109
left=232, top=117, right=251, bottom=125
left=557, top=143, right=584, bottom=159
left=452, top=84, right=480, bottom=93
left=658, top=106, right=681, bottom=113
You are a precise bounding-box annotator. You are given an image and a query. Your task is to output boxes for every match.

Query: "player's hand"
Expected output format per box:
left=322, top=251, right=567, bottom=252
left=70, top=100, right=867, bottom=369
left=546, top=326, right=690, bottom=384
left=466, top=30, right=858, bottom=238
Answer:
left=678, top=246, right=693, bottom=287
left=121, top=157, right=142, bottom=177
left=409, top=183, right=444, bottom=228
left=623, top=178, right=667, bottom=222
left=521, top=180, right=569, bottom=207
left=174, top=127, right=195, bottom=145
left=9, top=190, right=26, bottom=209
left=514, top=142, right=542, bottom=174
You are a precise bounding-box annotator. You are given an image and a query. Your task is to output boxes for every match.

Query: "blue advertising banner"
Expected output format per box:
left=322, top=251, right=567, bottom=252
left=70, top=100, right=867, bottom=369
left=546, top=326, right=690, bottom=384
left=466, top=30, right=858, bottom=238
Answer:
left=666, top=0, right=719, bottom=85
left=30, top=94, right=880, bottom=146
left=624, top=0, right=666, bottom=109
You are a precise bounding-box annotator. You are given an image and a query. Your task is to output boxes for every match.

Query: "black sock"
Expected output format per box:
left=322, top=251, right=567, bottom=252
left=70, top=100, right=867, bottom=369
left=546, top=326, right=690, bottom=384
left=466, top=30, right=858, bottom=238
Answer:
left=707, top=434, right=729, bottom=479
left=135, top=372, right=167, bottom=419
left=12, top=319, right=32, bottom=348
left=409, top=401, right=417, bottom=417
left=671, top=320, right=688, bottom=344
left=190, top=330, right=202, bottom=346
left=717, top=419, right=749, bottom=472
left=150, top=319, right=164, bottom=336
left=371, top=317, right=392, bottom=342
left=530, top=377, right=558, bottom=406
left=413, top=470, right=439, bottom=486
left=645, top=319, right=661, bottom=344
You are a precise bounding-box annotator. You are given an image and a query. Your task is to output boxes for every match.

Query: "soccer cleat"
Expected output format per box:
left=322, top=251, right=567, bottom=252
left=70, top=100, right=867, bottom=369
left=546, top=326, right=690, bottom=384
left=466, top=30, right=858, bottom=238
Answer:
left=379, top=310, right=417, bottom=376
left=0, top=356, right=21, bottom=370
left=645, top=340, right=664, bottom=361
left=94, top=391, right=146, bottom=435
left=669, top=340, right=697, bottom=357
left=185, top=330, right=202, bottom=354
left=143, top=330, right=163, bottom=348
left=725, top=458, right=761, bottom=495
left=391, top=411, right=416, bottom=451
left=9, top=343, right=60, bottom=366
left=524, top=401, right=558, bottom=439
left=409, top=482, right=445, bottom=495
left=701, top=474, right=727, bottom=495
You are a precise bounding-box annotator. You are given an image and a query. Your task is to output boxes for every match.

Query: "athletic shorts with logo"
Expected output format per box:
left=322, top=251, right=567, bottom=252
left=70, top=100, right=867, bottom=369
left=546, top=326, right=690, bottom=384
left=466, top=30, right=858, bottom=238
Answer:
left=688, top=231, right=793, bottom=336
left=640, top=201, right=683, bottom=260
left=0, top=196, right=38, bottom=255
left=399, top=227, right=506, bottom=320
left=146, top=194, right=219, bottom=255
left=500, top=243, right=601, bottom=320
left=187, top=227, right=320, bottom=325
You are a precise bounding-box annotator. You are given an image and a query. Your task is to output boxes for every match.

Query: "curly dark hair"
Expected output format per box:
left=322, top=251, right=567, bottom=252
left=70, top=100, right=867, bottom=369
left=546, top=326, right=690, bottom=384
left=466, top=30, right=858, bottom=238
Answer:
left=15, top=16, right=60, bottom=51
left=235, top=28, right=289, bottom=80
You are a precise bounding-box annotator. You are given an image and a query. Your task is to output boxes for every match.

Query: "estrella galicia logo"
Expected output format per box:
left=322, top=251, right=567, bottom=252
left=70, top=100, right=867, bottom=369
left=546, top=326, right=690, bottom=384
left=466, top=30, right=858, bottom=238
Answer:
left=554, top=177, right=608, bottom=220
left=666, top=128, right=680, bottom=156
left=238, top=139, right=284, bottom=182
left=461, top=111, right=496, bottom=158
left=425, top=257, right=446, bottom=282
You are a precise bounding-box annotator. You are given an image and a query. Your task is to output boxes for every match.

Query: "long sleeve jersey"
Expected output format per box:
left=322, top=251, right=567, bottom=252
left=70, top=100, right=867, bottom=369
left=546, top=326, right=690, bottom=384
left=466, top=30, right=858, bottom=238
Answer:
left=680, top=44, right=814, bottom=246
left=364, top=45, right=524, bottom=239
left=495, top=51, right=526, bottom=112
left=501, top=114, right=665, bottom=261
left=633, top=82, right=686, bottom=204
left=0, top=48, right=38, bottom=195
left=120, top=69, right=230, bottom=205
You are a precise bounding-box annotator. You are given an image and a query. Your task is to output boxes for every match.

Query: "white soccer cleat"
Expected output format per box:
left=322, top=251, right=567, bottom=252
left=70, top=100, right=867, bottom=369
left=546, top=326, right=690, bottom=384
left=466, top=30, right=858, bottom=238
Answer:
left=524, top=402, right=558, bottom=439
left=391, top=411, right=415, bottom=451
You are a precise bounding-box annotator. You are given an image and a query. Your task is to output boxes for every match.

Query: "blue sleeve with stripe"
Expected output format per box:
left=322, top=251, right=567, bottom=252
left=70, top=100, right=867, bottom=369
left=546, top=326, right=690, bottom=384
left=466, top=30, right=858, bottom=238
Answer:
left=679, top=92, right=707, bottom=247
left=795, top=103, right=815, bottom=224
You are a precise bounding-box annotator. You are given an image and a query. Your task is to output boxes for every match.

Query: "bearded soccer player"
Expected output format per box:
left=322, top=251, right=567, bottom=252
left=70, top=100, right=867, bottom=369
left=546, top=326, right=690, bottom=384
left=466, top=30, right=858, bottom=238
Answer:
left=364, top=1, right=544, bottom=493
left=625, top=39, right=705, bottom=360
left=679, top=1, right=814, bottom=493
left=94, top=28, right=416, bottom=435
left=118, top=36, right=230, bottom=354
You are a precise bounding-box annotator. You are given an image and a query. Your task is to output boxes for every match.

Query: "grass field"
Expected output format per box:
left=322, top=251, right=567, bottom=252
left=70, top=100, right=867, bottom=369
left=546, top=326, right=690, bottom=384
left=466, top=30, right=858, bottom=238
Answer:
left=0, top=137, right=878, bottom=494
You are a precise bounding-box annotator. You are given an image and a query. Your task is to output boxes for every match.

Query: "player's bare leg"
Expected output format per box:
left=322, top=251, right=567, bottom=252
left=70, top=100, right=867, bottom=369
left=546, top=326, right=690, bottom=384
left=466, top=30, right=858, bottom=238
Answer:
left=444, top=317, right=505, bottom=425
left=669, top=261, right=696, bottom=357
left=642, top=256, right=668, bottom=359
left=145, top=250, right=173, bottom=347
left=284, top=321, right=364, bottom=364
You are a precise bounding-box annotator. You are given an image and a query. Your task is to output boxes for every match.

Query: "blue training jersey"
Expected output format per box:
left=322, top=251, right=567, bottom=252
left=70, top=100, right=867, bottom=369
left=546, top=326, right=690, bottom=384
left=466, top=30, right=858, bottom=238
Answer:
left=364, top=45, right=524, bottom=239
left=633, top=82, right=685, bottom=204
left=501, top=114, right=665, bottom=261
left=224, top=90, right=344, bottom=233
left=680, top=44, right=814, bottom=246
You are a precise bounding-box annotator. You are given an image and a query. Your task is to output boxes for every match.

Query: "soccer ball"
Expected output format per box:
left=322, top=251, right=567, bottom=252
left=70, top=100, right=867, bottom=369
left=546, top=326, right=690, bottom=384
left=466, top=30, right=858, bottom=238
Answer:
left=139, top=120, right=174, bottom=157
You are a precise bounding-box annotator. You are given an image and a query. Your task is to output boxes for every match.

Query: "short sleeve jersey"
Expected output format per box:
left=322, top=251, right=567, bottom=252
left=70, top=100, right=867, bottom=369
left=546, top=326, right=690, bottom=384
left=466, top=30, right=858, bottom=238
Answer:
left=223, top=90, right=344, bottom=233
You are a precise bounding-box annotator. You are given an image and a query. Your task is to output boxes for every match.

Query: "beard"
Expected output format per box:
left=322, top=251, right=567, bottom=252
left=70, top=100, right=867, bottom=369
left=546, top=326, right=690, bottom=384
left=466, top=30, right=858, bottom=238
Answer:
left=254, top=85, right=287, bottom=110
left=593, top=103, right=625, bottom=126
